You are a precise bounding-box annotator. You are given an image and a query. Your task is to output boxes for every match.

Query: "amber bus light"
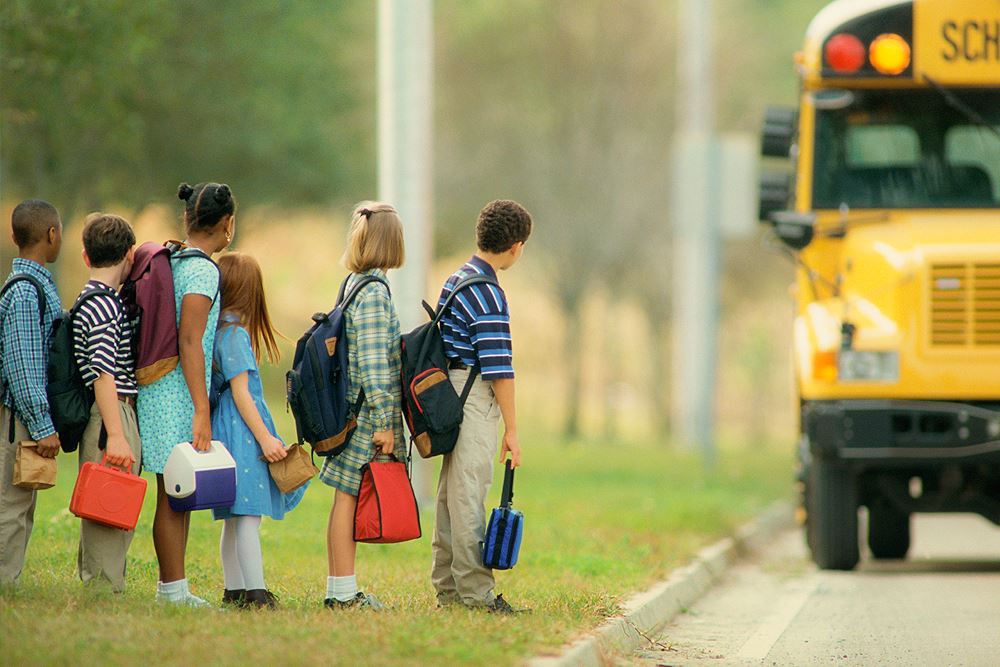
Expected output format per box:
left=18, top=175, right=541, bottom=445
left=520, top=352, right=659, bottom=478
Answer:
left=869, top=33, right=910, bottom=75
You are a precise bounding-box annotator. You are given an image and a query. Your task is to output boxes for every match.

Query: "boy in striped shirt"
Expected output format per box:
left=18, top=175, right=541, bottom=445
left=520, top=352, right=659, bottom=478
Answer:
left=72, top=213, right=141, bottom=591
left=431, top=199, right=532, bottom=614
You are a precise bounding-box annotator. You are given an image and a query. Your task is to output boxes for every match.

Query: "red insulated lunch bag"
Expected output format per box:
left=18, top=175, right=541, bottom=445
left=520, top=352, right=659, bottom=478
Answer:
left=354, top=456, right=421, bottom=544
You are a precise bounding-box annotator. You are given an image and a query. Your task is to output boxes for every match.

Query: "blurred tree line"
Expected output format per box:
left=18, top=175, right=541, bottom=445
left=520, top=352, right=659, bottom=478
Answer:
left=2, top=0, right=827, bottom=441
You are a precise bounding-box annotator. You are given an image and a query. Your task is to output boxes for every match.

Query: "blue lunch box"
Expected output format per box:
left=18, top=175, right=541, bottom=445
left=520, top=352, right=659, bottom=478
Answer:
left=482, top=460, right=523, bottom=570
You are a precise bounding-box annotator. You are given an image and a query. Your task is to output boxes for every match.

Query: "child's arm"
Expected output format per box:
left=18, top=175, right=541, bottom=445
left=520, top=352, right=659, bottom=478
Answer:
left=92, top=373, right=134, bottom=469
left=492, top=378, right=521, bottom=467
left=353, top=288, right=396, bottom=455
left=228, top=372, right=287, bottom=463
left=1, top=290, right=60, bottom=456
left=178, top=293, right=213, bottom=450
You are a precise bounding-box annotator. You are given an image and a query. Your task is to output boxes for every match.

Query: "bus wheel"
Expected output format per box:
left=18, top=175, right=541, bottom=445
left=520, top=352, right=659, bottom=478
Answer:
left=867, top=498, right=910, bottom=560
left=808, top=456, right=859, bottom=570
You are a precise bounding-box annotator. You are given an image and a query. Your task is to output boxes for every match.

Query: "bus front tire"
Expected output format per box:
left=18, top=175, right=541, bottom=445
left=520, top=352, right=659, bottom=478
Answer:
left=808, top=456, right=860, bottom=571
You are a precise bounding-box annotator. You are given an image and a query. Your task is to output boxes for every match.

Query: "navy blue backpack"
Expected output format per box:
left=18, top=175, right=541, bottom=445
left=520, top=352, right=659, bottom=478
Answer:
left=286, top=274, right=388, bottom=458
left=482, top=460, right=524, bottom=570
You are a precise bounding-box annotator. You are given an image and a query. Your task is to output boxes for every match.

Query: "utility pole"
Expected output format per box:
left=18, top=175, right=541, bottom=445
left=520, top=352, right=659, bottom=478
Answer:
left=378, top=0, right=434, bottom=500
left=671, top=0, right=718, bottom=468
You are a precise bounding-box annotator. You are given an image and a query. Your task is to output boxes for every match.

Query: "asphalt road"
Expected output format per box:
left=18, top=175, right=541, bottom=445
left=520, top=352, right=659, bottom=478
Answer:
left=632, top=514, right=1000, bottom=666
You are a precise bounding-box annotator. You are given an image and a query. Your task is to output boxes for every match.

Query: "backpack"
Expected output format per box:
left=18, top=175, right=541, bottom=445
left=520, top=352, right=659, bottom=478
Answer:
left=400, top=274, right=499, bottom=459
left=286, top=274, right=389, bottom=458
left=0, top=275, right=116, bottom=452
left=121, top=241, right=219, bottom=386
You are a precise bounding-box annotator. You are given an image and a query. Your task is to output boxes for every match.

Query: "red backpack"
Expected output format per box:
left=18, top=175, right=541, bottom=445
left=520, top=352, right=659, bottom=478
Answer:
left=121, top=241, right=218, bottom=385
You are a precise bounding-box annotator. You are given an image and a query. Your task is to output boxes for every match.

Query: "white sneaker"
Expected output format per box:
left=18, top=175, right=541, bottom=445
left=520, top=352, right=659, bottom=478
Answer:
left=156, top=579, right=211, bottom=608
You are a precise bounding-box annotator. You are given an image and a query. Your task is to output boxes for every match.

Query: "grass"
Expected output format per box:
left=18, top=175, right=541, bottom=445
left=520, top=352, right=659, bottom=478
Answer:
left=0, top=433, right=791, bottom=666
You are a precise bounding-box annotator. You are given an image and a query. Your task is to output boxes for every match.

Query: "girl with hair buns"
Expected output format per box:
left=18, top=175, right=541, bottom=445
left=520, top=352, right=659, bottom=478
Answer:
left=321, top=201, right=406, bottom=610
left=138, top=182, right=235, bottom=607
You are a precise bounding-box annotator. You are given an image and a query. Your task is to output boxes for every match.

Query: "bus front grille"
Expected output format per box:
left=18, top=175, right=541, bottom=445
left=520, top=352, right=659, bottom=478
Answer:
left=930, top=263, right=1000, bottom=347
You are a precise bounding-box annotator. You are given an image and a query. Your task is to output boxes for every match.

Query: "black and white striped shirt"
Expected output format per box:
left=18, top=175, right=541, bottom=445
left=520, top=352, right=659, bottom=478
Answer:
left=72, top=280, right=137, bottom=395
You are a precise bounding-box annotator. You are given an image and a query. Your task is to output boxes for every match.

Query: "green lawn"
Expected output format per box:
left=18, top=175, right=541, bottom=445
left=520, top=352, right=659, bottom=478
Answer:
left=0, top=434, right=791, bottom=666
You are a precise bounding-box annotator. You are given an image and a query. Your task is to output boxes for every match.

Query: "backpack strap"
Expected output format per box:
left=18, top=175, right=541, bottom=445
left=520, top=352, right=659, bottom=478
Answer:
left=337, top=274, right=392, bottom=421
left=0, top=274, right=46, bottom=326
left=416, top=274, right=500, bottom=366
left=70, top=284, right=120, bottom=320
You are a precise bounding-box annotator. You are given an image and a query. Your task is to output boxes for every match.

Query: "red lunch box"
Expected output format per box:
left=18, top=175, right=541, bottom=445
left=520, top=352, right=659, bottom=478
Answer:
left=70, top=457, right=147, bottom=530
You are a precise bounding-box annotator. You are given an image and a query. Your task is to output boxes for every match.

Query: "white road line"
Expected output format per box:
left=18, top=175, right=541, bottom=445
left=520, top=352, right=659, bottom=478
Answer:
left=732, top=574, right=819, bottom=662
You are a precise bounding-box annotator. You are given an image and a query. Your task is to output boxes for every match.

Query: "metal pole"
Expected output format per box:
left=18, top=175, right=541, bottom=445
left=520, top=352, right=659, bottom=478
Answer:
left=378, top=0, right=434, bottom=501
left=671, top=0, right=718, bottom=467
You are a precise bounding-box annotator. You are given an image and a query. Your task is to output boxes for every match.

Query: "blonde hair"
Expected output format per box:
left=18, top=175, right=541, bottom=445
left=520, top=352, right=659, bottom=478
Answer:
left=217, top=252, right=282, bottom=363
left=343, top=201, right=405, bottom=272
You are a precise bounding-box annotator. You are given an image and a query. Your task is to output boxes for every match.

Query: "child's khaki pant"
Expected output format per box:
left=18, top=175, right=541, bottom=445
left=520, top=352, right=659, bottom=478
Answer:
left=0, top=406, right=38, bottom=585
left=77, top=399, right=141, bottom=592
left=431, top=368, right=501, bottom=607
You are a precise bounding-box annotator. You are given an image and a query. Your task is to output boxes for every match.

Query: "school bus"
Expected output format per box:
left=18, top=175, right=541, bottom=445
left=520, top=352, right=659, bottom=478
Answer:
left=759, top=0, right=1000, bottom=570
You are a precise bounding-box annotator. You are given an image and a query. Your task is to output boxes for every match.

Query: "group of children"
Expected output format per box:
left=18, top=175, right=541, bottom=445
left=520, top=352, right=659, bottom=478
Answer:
left=0, top=186, right=532, bottom=614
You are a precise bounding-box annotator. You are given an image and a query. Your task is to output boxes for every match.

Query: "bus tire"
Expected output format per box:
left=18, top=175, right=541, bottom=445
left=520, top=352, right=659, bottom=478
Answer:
left=867, top=499, right=910, bottom=560
left=808, top=456, right=859, bottom=571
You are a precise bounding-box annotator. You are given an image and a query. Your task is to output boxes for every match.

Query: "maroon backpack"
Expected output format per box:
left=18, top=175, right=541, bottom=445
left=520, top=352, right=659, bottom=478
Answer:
left=121, top=241, right=218, bottom=386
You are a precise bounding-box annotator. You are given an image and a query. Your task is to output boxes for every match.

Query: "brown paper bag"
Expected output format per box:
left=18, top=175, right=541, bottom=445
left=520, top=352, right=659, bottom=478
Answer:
left=267, top=443, right=318, bottom=494
left=13, top=441, right=57, bottom=490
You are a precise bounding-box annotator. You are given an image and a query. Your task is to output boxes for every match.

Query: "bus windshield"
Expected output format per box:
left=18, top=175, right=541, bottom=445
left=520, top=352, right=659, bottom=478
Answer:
left=812, top=89, right=1000, bottom=209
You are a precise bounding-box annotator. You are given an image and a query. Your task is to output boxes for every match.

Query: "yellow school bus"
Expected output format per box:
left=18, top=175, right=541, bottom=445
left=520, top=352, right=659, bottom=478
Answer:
left=760, top=0, right=1000, bottom=569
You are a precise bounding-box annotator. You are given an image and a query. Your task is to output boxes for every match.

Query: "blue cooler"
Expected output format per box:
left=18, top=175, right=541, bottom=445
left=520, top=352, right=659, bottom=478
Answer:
left=164, top=441, right=237, bottom=511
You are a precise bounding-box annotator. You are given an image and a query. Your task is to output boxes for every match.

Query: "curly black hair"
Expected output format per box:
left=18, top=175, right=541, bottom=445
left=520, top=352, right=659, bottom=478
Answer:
left=476, top=200, right=532, bottom=253
left=177, top=182, right=236, bottom=232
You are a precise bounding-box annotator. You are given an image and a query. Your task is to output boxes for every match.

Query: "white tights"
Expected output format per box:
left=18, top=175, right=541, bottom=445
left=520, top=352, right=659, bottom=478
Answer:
left=220, top=515, right=265, bottom=591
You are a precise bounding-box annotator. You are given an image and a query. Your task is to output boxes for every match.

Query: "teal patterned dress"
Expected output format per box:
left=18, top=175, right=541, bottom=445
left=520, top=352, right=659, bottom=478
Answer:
left=137, top=253, right=220, bottom=474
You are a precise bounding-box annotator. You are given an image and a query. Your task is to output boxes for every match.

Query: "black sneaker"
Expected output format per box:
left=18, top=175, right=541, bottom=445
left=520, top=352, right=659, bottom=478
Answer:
left=221, top=589, right=246, bottom=607
left=244, top=589, right=279, bottom=610
left=486, top=594, right=523, bottom=615
left=324, top=591, right=385, bottom=611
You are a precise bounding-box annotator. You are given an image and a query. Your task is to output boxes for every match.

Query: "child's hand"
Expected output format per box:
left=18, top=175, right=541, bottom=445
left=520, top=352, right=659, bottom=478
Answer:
left=35, top=433, right=61, bottom=458
left=373, top=429, right=394, bottom=456
left=192, top=409, right=212, bottom=451
left=499, top=430, right=521, bottom=468
left=261, top=435, right=287, bottom=463
left=105, top=434, right=135, bottom=470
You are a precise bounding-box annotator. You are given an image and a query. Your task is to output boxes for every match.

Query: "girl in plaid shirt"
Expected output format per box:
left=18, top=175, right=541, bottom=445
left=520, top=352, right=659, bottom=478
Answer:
left=321, top=202, right=406, bottom=610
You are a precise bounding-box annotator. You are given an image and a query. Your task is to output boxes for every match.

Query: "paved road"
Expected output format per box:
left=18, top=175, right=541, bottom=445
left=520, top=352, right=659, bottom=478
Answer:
left=632, top=514, right=1000, bottom=666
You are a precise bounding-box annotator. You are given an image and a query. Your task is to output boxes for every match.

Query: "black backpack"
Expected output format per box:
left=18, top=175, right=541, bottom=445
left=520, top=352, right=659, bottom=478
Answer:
left=286, top=274, right=389, bottom=458
left=0, top=276, right=116, bottom=452
left=401, top=274, right=499, bottom=458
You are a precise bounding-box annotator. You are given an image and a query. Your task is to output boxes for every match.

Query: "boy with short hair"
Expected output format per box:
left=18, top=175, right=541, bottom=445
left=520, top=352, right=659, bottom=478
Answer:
left=73, top=213, right=141, bottom=591
left=431, top=199, right=532, bottom=614
left=0, top=199, right=63, bottom=585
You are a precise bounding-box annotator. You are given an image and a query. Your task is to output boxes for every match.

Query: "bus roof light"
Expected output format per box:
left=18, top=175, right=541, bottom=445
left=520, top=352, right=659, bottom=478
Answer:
left=825, top=33, right=866, bottom=73
left=869, top=33, right=910, bottom=75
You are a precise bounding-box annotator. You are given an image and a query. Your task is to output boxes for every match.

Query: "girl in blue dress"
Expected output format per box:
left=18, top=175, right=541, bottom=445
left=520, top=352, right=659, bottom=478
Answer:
left=138, top=182, right=234, bottom=607
left=212, top=252, right=305, bottom=609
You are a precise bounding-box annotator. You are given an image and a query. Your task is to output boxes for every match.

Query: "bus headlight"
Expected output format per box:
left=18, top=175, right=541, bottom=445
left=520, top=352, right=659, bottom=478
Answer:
left=837, top=350, right=899, bottom=382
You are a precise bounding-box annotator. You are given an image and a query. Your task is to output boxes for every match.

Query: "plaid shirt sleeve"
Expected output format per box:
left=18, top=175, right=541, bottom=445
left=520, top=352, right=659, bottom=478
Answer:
left=352, top=285, right=394, bottom=432
left=1, top=285, right=56, bottom=440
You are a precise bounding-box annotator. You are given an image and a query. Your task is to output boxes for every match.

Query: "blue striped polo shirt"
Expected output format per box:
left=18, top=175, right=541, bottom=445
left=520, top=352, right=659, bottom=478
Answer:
left=437, top=255, right=514, bottom=380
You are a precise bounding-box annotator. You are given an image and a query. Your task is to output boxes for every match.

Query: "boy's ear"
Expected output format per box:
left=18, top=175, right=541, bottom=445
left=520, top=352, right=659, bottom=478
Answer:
left=81, top=247, right=92, bottom=268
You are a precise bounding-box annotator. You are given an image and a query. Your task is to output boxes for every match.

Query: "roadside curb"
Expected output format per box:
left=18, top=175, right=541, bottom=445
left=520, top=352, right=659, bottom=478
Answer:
left=527, top=500, right=795, bottom=667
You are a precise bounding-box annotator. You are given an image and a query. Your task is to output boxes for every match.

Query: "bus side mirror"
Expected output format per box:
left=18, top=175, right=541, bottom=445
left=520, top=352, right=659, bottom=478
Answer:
left=759, top=170, right=792, bottom=221
left=761, top=106, right=798, bottom=158
left=768, top=211, right=816, bottom=251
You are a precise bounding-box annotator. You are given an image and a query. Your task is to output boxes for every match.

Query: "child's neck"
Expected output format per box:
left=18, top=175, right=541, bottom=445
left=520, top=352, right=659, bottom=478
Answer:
left=90, top=266, right=124, bottom=289
left=17, top=247, right=49, bottom=266
left=475, top=251, right=506, bottom=273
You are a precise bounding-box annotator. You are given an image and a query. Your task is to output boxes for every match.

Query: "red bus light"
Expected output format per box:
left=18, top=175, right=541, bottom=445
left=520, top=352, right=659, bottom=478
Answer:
left=825, top=33, right=866, bottom=73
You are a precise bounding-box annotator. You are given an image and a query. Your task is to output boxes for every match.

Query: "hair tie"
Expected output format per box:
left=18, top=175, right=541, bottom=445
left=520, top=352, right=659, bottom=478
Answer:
left=359, top=208, right=373, bottom=219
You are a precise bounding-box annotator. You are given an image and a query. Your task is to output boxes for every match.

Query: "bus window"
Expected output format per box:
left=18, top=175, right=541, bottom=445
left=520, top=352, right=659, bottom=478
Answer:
left=846, top=125, right=919, bottom=167
left=946, top=126, right=1000, bottom=201
left=813, top=89, right=1000, bottom=209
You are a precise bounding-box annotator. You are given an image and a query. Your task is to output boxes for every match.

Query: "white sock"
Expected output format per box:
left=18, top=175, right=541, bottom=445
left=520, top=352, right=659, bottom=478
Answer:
left=233, top=515, right=265, bottom=590
left=221, top=519, right=246, bottom=590
left=331, top=575, right=358, bottom=602
left=158, top=579, right=186, bottom=601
